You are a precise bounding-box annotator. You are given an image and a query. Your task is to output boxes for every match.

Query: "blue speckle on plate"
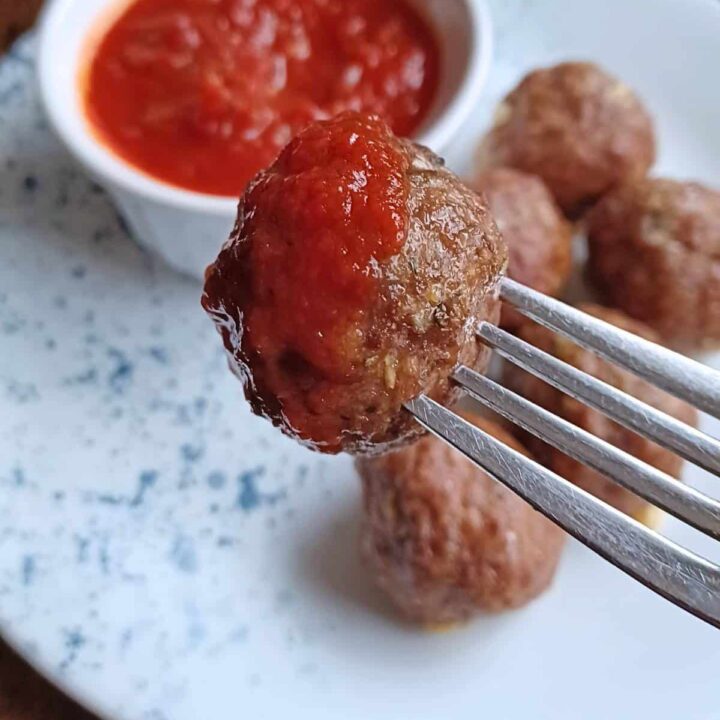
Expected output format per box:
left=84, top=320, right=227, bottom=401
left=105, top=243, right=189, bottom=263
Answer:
left=21, top=555, right=36, bottom=586
left=64, top=368, right=98, bottom=386
left=147, top=346, right=170, bottom=364
left=99, top=541, right=111, bottom=575
left=130, top=470, right=159, bottom=507
left=170, top=535, right=197, bottom=574
left=180, top=443, right=204, bottom=463
left=236, top=467, right=286, bottom=512
left=59, top=628, right=86, bottom=671
left=95, top=493, right=124, bottom=507
left=84, top=470, right=158, bottom=509
left=107, top=347, right=134, bottom=393
left=207, top=470, right=226, bottom=490
left=5, top=379, right=39, bottom=403
left=74, top=536, right=90, bottom=564
left=237, top=467, right=265, bottom=511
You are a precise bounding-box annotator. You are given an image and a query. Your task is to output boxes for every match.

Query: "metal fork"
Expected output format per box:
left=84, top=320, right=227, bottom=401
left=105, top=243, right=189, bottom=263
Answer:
left=405, top=278, right=720, bottom=629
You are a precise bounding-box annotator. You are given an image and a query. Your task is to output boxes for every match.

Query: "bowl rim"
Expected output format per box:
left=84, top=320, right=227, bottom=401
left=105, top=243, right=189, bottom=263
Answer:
left=37, top=0, right=493, bottom=216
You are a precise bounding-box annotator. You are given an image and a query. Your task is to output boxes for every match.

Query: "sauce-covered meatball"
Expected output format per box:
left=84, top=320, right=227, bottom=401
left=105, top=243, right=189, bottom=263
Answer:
left=203, top=113, right=507, bottom=454
left=477, top=62, right=655, bottom=215
left=473, top=167, right=573, bottom=331
left=587, top=177, right=720, bottom=350
left=357, top=414, right=565, bottom=623
left=504, top=304, right=698, bottom=520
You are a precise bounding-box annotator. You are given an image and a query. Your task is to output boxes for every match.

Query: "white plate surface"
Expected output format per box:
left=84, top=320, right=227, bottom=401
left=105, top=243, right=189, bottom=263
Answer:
left=1, top=1, right=720, bottom=719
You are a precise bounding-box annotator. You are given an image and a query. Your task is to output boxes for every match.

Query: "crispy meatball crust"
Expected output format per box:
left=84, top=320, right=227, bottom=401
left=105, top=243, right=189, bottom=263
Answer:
left=357, top=414, right=566, bottom=623
left=477, top=62, right=656, bottom=215
left=504, top=304, right=698, bottom=519
left=203, top=113, right=507, bottom=455
left=473, top=167, right=573, bottom=331
left=587, top=177, right=720, bottom=349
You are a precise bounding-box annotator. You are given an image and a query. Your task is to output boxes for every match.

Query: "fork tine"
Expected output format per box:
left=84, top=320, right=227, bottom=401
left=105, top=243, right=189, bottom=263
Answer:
left=500, top=278, right=720, bottom=418
left=453, top=366, right=720, bottom=539
left=405, top=395, right=720, bottom=629
left=476, top=322, right=720, bottom=476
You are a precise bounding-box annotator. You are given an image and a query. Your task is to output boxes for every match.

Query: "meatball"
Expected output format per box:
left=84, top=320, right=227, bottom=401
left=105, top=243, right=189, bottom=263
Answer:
left=587, top=177, right=720, bottom=349
left=202, top=113, right=507, bottom=454
left=473, top=167, right=573, bottom=331
left=477, top=62, right=655, bottom=215
left=504, top=304, right=698, bottom=519
left=357, top=413, right=565, bottom=624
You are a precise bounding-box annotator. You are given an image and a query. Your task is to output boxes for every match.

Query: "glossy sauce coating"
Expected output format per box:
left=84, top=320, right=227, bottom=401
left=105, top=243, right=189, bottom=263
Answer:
left=215, top=113, right=410, bottom=381
left=85, top=0, right=440, bottom=196
left=203, top=113, right=507, bottom=454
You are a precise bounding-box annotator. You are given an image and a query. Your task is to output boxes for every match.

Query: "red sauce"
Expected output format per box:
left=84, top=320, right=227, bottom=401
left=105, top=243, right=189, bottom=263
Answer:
left=85, top=0, right=439, bottom=197
left=202, top=113, right=411, bottom=448
left=215, top=112, right=409, bottom=378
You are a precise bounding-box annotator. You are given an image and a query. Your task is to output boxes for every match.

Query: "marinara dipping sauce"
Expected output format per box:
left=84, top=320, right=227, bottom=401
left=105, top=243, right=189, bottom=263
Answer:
left=84, top=0, right=440, bottom=197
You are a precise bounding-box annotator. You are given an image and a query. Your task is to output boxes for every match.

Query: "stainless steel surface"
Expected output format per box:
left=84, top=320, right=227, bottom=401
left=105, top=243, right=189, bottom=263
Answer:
left=405, top=395, right=720, bottom=629
left=499, top=278, right=720, bottom=418
left=402, top=284, right=720, bottom=628
left=453, top=366, right=720, bottom=539
left=476, top=322, right=720, bottom=476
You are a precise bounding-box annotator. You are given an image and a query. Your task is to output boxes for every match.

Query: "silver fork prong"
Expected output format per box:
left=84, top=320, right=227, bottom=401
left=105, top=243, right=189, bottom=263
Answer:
left=405, top=395, right=720, bottom=629
left=500, top=278, right=720, bottom=418
left=453, top=366, right=720, bottom=539
left=477, top=322, right=720, bottom=476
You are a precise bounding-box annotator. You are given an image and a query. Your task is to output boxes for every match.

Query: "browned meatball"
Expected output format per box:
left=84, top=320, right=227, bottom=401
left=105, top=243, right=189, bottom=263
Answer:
left=473, top=167, right=573, bottom=331
left=477, top=62, right=656, bottom=215
left=357, top=414, right=566, bottom=623
left=587, top=177, right=720, bottom=349
left=202, top=113, right=507, bottom=455
left=504, top=304, right=698, bottom=519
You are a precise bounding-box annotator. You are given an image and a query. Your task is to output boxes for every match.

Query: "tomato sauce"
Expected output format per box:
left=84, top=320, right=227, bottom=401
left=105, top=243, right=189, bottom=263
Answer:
left=85, top=0, right=440, bottom=197
left=238, top=112, right=410, bottom=376
left=202, top=112, right=412, bottom=449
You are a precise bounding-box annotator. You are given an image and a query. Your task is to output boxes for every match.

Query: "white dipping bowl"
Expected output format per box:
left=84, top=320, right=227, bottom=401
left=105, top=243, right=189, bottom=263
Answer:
left=37, top=0, right=493, bottom=279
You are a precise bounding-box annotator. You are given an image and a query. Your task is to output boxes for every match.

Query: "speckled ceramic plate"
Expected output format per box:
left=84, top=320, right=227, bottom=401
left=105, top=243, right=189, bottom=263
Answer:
left=2, top=1, right=720, bottom=719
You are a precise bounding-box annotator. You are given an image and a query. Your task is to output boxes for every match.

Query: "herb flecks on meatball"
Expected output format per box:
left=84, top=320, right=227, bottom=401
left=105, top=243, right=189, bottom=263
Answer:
left=358, top=413, right=565, bottom=624
left=477, top=62, right=655, bottom=215
left=587, top=177, right=720, bottom=349
left=203, top=113, right=507, bottom=454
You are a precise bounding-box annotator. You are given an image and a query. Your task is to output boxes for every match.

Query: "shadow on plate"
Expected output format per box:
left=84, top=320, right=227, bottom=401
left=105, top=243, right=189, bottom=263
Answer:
left=293, top=496, right=408, bottom=628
